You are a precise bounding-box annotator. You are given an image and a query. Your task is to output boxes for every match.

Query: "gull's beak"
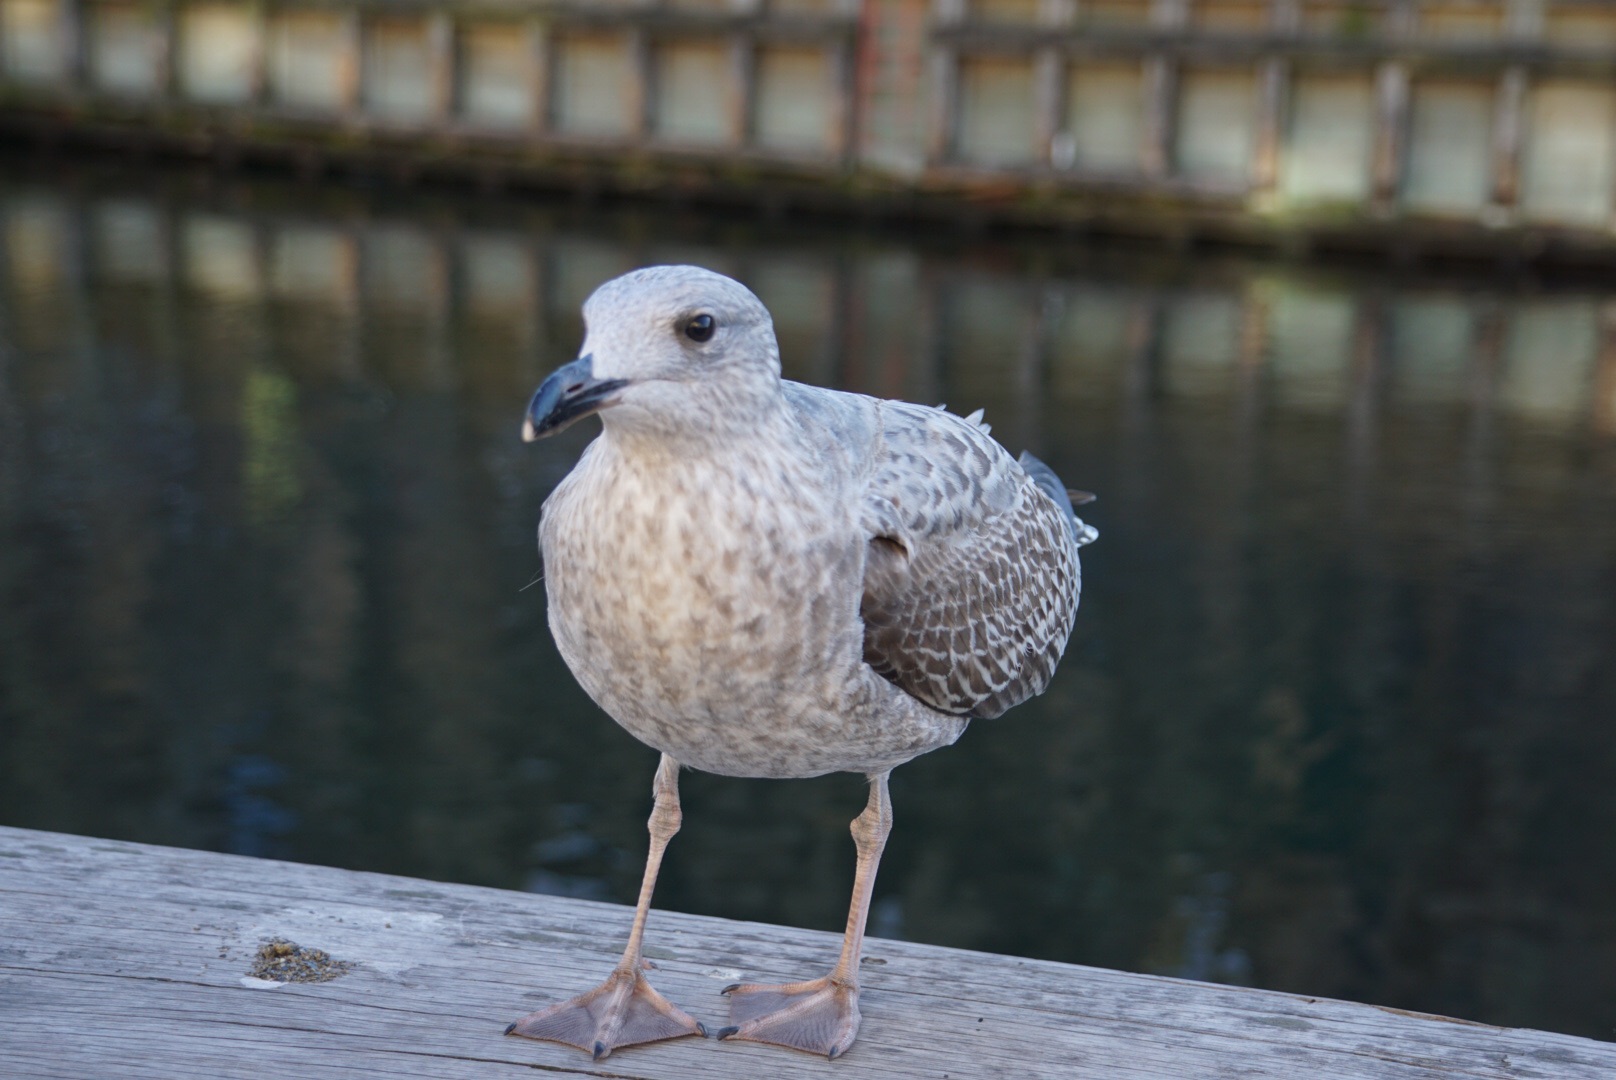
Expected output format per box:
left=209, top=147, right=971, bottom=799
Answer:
left=521, top=355, right=630, bottom=442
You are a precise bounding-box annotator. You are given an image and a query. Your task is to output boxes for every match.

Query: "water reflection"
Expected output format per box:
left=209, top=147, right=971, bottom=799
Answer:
left=1, top=169, right=1613, bottom=1042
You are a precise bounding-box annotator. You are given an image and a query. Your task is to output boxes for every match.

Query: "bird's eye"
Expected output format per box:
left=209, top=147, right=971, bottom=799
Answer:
left=684, top=314, right=716, bottom=343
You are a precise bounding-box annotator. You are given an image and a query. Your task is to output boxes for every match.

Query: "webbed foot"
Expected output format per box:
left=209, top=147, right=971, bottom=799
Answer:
left=718, top=976, right=860, bottom=1059
left=507, top=967, right=705, bottom=1059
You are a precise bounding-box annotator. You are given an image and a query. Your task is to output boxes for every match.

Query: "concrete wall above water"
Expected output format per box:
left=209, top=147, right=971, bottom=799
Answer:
left=4, top=0, right=1616, bottom=257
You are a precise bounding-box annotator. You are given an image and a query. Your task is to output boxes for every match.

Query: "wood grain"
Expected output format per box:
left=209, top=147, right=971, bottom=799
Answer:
left=0, top=826, right=1611, bottom=1080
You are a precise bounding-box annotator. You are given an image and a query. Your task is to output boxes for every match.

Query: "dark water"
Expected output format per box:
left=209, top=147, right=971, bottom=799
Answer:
left=2, top=167, right=1614, bottom=1042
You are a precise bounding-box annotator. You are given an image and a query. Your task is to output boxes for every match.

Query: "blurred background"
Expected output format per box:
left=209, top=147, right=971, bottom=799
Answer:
left=3, top=0, right=1615, bottom=1047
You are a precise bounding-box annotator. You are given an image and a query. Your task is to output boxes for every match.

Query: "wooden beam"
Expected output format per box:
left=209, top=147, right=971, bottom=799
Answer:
left=6, top=825, right=1614, bottom=1080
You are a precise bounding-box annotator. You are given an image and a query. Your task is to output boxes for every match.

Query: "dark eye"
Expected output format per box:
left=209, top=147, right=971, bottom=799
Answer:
left=684, top=314, right=716, bottom=343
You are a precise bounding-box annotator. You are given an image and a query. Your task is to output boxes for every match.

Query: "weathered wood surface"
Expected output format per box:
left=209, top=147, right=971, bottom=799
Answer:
left=0, top=825, right=1612, bottom=1080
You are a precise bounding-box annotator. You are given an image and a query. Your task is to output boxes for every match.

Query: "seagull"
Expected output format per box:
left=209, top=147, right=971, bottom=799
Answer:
left=506, top=265, right=1095, bottom=1060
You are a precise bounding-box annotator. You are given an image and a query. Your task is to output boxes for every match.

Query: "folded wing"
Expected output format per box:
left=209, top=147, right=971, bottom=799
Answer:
left=857, top=402, right=1091, bottom=719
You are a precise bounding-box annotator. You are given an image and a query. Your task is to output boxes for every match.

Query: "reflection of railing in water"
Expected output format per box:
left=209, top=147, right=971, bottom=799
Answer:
left=4, top=183, right=1615, bottom=436
left=5, top=1, right=1616, bottom=254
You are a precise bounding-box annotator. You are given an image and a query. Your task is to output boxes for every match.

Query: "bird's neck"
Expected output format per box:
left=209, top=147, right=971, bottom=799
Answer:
left=599, top=384, right=792, bottom=462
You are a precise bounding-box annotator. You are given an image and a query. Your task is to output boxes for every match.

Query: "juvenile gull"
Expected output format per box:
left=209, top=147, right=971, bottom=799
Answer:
left=507, top=265, right=1096, bottom=1060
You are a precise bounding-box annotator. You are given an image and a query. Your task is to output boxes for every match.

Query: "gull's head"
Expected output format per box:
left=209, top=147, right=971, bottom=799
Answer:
left=522, top=265, right=780, bottom=443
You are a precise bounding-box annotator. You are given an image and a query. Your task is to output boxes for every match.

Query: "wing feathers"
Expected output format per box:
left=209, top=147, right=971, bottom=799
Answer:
left=858, top=403, right=1088, bottom=719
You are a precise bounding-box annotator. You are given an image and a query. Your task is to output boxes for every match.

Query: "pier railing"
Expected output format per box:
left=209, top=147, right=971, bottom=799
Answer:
left=4, top=0, right=1616, bottom=253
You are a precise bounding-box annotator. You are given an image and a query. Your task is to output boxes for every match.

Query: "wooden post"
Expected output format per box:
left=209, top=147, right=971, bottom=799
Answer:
left=246, top=0, right=268, bottom=106
left=1371, top=0, right=1413, bottom=206
left=927, top=0, right=965, bottom=164
left=727, top=12, right=758, bottom=149
left=627, top=26, right=651, bottom=140
left=1505, top=0, right=1543, bottom=41
left=59, top=0, right=86, bottom=91
left=427, top=10, right=454, bottom=123
left=829, top=32, right=857, bottom=165
left=337, top=7, right=363, bottom=118
left=526, top=16, right=550, bottom=136
left=1490, top=66, right=1526, bottom=212
left=153, top=0, right=178, bottom=104
left=1371, top=62, right=1408, bottom=205
left=1142, top=0, right=1188, bottom=180
left=1253, top=0, right=1299, bottom=193
left=1251, top=58, right=1286, bottom=193
left=1033, top=0, right=1075, bottom=167
left=1489, top=1, right=1541, bottom=218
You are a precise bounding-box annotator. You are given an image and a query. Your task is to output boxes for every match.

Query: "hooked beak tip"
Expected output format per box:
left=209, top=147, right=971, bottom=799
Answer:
left=521, top=354, right=628, bottom=442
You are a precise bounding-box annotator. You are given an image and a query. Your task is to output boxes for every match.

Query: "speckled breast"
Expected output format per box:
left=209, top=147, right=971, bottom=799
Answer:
left=538, top=447, right=877, bottom=778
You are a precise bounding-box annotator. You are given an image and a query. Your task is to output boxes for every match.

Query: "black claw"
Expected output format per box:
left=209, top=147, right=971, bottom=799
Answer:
left=828, top=1046, right=844, bottom=1060
left=592, top=1041, right=607, bottom=1061
left=720, top=983, right=742, bottom=994
left=716, top=1026, right=740, bottom=1040
left=696, top=1021, right=709, bottom=1038
left=503, top=1023, right=516, bottom=1036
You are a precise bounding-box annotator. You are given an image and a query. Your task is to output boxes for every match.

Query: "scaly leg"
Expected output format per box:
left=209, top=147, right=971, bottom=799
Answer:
left=718, top=771, right=893, bottom=1059
left=506, top=754, right=705, bottom=1059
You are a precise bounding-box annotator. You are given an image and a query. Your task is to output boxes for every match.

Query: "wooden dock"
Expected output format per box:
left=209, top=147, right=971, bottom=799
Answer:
left=1, top=826, right=1612, bottom=1078
left=7, top=0, right=1616, bottom=257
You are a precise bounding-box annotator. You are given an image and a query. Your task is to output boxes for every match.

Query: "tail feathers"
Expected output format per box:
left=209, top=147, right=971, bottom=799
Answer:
left=1019, top=451, right=1099, bottom=548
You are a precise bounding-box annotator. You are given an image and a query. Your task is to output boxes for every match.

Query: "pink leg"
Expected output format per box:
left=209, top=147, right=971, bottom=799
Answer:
left=718, top=771, right=893, bottom=1059
left=506, top=754, right=705, bottom=1059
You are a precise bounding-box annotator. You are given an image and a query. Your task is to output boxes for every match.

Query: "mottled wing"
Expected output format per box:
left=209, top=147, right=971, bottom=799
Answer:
left=857, top=401, right=1089, bottom=719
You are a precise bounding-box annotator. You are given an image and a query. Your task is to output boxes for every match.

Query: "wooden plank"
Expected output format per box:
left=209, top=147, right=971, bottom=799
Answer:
left=2, top=826, right=1613, bottom=1080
